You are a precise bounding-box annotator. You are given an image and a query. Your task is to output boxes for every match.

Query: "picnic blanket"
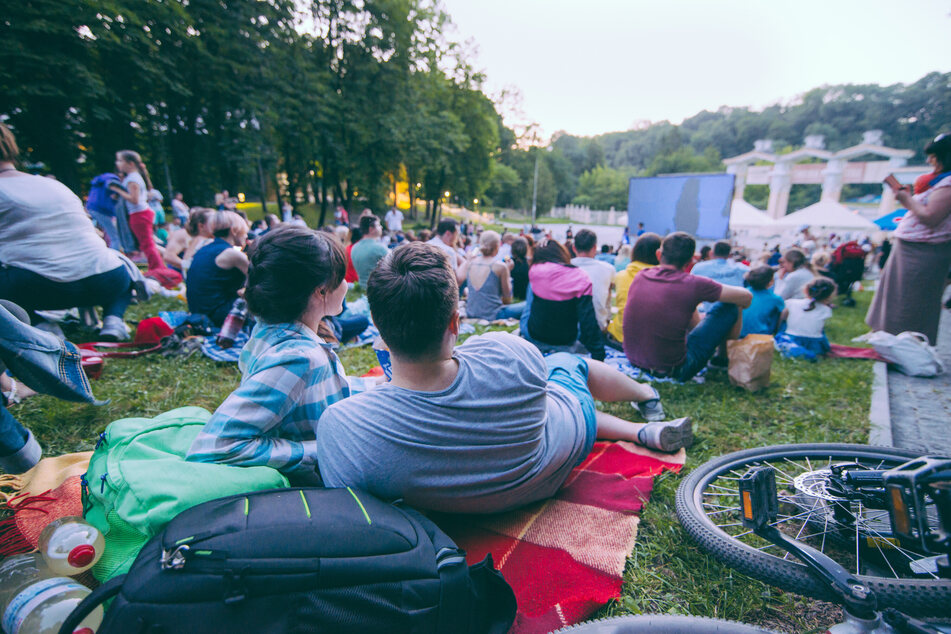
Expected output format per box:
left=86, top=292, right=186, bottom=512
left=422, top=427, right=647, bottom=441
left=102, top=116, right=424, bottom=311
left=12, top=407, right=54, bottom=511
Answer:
left=436, top=440, right=685, bottom=634
left=602, top=347, right=706, bottom=384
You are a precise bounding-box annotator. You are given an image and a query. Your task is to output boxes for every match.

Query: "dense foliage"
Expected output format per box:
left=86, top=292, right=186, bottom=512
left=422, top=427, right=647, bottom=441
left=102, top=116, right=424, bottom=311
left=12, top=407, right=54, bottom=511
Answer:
left=0, top=0, right=501, bottom=226
left=2, top=2, right=949, bottom=218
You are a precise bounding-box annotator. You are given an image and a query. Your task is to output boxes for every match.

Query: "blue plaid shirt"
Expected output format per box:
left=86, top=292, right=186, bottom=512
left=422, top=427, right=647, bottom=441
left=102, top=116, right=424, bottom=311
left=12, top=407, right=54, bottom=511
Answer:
left=186, top=321, right=371, bottom=483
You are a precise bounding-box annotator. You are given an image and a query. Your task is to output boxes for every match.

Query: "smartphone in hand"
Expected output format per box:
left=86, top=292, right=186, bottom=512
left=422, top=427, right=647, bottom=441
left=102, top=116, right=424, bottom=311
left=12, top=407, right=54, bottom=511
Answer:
left=883, top=174, right=902, bottom=192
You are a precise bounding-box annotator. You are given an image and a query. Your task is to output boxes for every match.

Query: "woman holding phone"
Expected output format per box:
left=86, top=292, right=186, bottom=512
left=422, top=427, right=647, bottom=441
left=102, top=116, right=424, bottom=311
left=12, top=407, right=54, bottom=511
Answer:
left=867, top=133, right=951, bottom=344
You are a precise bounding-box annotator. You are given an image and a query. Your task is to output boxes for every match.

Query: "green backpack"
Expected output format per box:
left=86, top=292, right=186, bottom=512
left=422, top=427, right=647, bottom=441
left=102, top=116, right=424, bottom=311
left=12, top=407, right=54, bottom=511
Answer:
left=82, top=407, right=289, bottom=581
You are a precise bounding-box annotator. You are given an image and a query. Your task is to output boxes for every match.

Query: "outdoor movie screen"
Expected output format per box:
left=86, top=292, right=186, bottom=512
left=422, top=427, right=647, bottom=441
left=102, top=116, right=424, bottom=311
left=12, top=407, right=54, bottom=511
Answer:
left=627, top=173, right=735, bottom=240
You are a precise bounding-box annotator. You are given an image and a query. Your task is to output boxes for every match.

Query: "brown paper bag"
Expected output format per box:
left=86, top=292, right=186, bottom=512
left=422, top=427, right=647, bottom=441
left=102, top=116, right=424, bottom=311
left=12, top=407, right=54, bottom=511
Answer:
left=727, top=334, right=774, bottom=392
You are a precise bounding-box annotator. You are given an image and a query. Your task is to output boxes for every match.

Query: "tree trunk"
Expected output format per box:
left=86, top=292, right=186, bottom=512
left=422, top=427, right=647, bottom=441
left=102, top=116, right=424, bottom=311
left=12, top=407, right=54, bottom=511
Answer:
left=257, top=154, right=268, bottom=216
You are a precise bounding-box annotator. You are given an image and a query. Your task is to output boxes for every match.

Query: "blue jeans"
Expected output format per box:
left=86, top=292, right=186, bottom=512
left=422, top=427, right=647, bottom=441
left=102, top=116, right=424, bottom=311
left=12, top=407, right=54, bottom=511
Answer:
left=89, top=209, right=122, bottom=250
left=496, top=301, right=525, bottom=320
left=0, top=401, right=28, bottom=457
left=669, top=302, right=739, bottom=381
left=0, top=264, right=133, bottom=319
left=336, top=314, right=370, bottom=343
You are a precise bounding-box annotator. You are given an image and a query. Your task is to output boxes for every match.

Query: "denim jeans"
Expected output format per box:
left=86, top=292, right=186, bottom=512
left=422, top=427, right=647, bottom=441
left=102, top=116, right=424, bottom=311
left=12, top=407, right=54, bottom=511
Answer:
left=496, top=302, right=526, bottom=320
left=0, top=264, right=133, bottom=319
left=0, top=302, right=102, bottom=404
left=0, top=401, right=28, bottom=457
left=670, top=301, right=739, bottom=381
left=89, top=209, right=122, bottom=251
left=337, top=314, right=370, bottom=343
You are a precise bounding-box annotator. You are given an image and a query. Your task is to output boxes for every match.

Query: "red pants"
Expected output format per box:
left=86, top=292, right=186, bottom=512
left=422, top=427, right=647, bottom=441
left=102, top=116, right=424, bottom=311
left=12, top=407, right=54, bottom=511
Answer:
left=128, top=209, right=163, bottom=270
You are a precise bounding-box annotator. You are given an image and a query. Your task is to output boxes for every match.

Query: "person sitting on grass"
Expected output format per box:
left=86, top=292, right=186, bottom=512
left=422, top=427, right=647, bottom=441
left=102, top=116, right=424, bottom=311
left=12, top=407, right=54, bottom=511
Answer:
left=740, top=266, right=785, bottom=337
left=622, top=232, right=752, bottom=381
left=316, top=242, right=691, bottom=514
left=775, top=277, right=836, bottom=361
left=185, top=211, right=249, bottom=327
left=350, top=215, right=388, bottom=286
left=606, top=232, right=661, bottom=349
left=163, top=207, right=213, bottom=275
left=187, top=226, right=378, bottom=485
left=459, top=230, right=524, bottom=321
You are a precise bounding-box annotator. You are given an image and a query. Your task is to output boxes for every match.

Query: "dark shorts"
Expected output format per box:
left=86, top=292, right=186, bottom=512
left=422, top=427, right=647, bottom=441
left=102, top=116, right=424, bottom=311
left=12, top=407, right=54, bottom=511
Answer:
left=545, top=352, right=597, bottom=460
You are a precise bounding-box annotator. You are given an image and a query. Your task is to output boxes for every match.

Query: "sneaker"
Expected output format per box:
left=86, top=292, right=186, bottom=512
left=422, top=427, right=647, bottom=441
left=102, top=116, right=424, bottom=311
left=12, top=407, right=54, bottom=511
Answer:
left=99, top=315, right=130, bottom=342
left=633, top=386, right=665, bottom=422
left=637, top=417, right=693, bottom=453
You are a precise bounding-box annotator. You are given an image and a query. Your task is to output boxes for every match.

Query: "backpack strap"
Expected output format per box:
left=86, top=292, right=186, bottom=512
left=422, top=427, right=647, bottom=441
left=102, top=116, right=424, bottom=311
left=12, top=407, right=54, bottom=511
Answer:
left=58, top=574, right=126, bottom=634
left=436, top=546, right=471, bottom=633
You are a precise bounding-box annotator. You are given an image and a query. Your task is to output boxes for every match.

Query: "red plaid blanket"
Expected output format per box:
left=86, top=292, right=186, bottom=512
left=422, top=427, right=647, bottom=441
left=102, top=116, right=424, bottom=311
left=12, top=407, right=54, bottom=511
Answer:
left=437, top=441, right=685, bottom=633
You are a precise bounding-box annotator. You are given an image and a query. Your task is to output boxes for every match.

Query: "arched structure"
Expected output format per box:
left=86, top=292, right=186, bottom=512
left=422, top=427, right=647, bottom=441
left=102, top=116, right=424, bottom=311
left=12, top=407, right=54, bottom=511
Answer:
left=724, top=131, right=927, bottom=219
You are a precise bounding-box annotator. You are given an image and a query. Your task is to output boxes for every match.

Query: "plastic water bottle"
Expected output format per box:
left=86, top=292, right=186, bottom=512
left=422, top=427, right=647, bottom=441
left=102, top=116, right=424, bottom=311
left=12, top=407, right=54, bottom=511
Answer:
left=0, top=553, right=102, bottom=634
left=37, top=517, right=104, bottom=576
left=216, top=298, right=248, bottom=349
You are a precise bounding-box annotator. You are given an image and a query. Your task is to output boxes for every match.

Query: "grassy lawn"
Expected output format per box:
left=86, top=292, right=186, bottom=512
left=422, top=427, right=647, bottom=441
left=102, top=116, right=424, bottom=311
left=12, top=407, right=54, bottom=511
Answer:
left=10, top=291, right=877, bottom=632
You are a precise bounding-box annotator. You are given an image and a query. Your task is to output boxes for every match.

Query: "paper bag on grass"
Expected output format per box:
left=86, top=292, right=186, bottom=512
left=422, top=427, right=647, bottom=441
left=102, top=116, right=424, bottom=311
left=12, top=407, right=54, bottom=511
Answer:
left=727, top=334, right=774, bottom=392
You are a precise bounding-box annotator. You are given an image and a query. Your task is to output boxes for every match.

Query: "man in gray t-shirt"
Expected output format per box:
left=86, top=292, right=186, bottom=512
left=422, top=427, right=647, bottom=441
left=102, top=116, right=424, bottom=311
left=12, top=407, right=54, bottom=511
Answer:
left=317, top=243, right=693, bottom=514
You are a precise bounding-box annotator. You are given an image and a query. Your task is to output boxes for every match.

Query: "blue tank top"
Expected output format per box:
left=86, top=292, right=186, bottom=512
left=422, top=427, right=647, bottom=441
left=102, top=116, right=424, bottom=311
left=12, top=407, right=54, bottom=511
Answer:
left=185, top=238, right=246, bottom=325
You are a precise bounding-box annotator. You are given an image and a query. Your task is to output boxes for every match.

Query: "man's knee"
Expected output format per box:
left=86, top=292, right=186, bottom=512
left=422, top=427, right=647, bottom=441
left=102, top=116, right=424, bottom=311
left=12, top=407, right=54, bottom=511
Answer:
left=707, top=301, right=739, bottom=322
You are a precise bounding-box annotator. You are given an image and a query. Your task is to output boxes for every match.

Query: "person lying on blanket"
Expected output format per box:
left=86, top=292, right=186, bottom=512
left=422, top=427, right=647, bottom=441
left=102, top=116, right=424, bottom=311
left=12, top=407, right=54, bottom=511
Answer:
left=316, top=242, right=693, bottom=514
left=186, top=226, right=380, bottom=485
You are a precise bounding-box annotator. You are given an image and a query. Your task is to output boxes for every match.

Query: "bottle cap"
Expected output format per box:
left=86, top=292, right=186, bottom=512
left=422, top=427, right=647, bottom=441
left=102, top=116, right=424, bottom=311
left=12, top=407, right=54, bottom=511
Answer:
left=68, top=544, right=97, bottom=568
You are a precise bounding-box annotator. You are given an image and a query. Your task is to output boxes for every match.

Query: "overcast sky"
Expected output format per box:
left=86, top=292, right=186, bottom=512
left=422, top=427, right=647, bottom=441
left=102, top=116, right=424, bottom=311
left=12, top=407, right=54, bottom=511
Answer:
left=438, top=0, right=951, bottom=139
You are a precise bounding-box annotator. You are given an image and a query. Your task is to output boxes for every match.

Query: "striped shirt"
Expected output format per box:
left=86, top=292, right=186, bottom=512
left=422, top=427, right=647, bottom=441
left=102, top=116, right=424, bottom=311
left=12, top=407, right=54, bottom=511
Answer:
left=186, top=320, right=371, bottom=484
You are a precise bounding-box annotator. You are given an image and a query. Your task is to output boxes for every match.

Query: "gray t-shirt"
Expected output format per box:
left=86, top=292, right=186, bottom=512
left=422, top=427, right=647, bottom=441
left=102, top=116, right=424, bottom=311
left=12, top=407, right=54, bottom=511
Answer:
left=317, top=331, right=589, bottom=513
left=0, top=174, right=122, bottom=282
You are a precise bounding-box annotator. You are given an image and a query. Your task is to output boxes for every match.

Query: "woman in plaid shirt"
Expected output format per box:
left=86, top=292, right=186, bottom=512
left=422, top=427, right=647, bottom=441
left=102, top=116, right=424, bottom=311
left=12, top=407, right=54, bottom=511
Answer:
left=186, top=226, right=377, bottom=484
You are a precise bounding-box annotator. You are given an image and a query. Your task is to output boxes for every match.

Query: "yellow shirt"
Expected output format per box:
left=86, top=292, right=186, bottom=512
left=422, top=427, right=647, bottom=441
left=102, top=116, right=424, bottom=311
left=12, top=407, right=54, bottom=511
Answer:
left=606, top=261, right=656, bottom=342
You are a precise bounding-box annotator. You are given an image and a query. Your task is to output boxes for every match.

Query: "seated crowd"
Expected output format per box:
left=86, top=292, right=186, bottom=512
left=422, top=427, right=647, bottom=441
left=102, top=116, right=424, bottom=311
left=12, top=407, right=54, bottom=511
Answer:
left=1, top=119, right=867, bottom=517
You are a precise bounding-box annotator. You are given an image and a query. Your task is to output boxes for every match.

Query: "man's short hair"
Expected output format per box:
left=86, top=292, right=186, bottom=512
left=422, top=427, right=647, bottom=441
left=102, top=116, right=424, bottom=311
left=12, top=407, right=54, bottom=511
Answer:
left=713, top=241, right=731, bottom=258
left=573, top=229, right=597, bottom=253
left=660, top=232, right=696, bottom=269
left=359, top=214, right=379, bottom=235
left=435, top=218, right=458, bottom=237
left=745, top=265, right=774, bottom=291
left=367, top=243, right=459, bottom=360
left=600, top=244, right=612, bottom=254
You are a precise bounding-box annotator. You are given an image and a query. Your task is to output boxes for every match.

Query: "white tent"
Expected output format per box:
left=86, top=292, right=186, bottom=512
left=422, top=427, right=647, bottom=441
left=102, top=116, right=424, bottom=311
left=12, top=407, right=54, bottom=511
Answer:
left=773, top=200, right=878, bottom=231
left=729, top=199, right=775, bottom=227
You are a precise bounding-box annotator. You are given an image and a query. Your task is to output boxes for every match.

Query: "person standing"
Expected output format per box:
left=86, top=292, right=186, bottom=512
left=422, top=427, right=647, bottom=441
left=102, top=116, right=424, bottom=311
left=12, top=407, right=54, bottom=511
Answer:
left=384, top=207, right=404, bottom=235
left=867, top=133, right=951, bottom=345
left=112, top=150, right=164, bottom=270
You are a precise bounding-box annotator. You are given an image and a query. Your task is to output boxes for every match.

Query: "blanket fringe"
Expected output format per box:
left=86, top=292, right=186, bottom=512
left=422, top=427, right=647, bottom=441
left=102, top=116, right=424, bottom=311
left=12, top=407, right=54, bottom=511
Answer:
left=0, top=489, right=58, bottom=557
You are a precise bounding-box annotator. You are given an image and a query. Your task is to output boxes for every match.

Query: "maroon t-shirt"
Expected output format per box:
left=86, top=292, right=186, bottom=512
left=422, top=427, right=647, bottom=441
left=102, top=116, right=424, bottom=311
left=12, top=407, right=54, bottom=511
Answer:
left=622, top=266, right=722, bottom=372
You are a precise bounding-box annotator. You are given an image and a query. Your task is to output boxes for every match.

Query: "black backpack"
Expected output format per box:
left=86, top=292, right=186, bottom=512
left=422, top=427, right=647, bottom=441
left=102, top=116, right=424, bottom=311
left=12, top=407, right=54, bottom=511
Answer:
left=60, top=487, right=516, bottom=634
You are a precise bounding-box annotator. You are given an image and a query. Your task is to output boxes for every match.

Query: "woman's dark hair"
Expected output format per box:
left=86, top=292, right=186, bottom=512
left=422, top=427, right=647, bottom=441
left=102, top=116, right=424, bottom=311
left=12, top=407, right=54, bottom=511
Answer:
left=782, top=247, right=809, bottom=271
left=511, top=237, right=529, bottom=262
left=804, top=276, right=836, bottom=311
left=530, top=240, right=572, bottom=267
left=925, top=133, right=951, bottom=171
left=185, top=207, right=210, bottom=237
left=245, top=226, right=346, bottom=324
left=631, top=232, right=661, bottom=265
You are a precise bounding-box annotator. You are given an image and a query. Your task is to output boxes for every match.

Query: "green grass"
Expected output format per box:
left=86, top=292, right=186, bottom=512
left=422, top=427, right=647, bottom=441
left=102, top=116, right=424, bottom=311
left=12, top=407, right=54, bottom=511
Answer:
left=9, top=291, right=877, bottom=632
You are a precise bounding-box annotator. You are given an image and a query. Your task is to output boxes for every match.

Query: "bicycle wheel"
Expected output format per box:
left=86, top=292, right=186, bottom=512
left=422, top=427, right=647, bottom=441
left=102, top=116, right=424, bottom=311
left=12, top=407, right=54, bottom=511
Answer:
left=676, top=443, right=951, bottom=616
left=553, top=614, right=777, bottom=633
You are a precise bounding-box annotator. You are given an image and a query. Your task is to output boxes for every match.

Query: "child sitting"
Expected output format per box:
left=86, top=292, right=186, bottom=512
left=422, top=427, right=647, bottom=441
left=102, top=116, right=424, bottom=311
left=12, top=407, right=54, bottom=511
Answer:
left=775, top=277, right=836, bottom=361
left=186, top=226, right=376, bottom=485
left=317, top=242, right=692, bottom=514
left=740, top=266, right=785, bottom=337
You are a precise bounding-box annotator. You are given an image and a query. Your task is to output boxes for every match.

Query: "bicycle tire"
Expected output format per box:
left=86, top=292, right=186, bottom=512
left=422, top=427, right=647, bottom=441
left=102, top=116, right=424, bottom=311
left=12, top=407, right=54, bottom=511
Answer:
left=676, top=443, right=951, bottom=616
left=552, top=614, right=778, bottom=633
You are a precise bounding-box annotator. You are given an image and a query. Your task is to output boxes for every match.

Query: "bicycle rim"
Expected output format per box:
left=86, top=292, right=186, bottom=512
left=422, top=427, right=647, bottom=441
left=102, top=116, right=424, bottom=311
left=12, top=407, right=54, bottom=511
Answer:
left=675, top=443, right=951, bottom=616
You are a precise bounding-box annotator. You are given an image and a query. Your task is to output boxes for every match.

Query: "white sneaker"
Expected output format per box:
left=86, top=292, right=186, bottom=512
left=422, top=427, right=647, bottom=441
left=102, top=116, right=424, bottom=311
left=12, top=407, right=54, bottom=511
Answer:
left=637, top=417, right=693, bottom=453
left=633, top=386, right=665, bottom=422
left=99, top=315, right=130, bottom=341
